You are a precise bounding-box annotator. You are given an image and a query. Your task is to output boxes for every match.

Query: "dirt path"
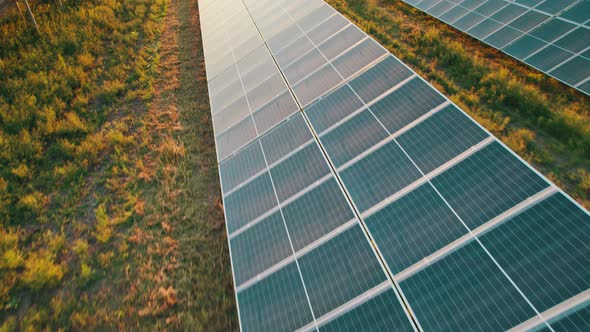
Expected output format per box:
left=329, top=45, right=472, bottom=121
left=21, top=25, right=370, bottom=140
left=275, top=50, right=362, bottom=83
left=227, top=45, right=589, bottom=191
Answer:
left=129, top=0, right=238, bottom=328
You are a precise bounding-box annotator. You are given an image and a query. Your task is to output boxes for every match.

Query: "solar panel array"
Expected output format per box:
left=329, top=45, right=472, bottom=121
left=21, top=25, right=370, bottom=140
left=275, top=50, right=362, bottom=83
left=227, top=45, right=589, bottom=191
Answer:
left=400, top=0, right=590, bottom=95
left=199, top=0, right=590, bottom=330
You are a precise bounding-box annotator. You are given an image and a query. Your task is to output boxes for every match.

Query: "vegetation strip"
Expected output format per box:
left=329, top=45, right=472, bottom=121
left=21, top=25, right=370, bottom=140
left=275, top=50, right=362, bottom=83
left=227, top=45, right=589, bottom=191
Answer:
left=0, top=0, right=236, bottom=329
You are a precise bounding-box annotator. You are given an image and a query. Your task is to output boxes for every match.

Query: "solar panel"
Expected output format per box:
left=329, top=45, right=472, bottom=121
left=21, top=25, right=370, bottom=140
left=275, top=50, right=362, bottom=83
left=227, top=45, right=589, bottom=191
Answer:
left=400, top=0, right=590, bottom=95
left=199, top=0, right=590, bottom=330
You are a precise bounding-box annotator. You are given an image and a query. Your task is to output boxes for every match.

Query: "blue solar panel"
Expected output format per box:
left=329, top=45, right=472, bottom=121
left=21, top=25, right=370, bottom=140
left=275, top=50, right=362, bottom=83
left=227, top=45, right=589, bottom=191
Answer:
left=400, top=0, right=590, bottom=95
left=200, top=0, right=590, bottom=330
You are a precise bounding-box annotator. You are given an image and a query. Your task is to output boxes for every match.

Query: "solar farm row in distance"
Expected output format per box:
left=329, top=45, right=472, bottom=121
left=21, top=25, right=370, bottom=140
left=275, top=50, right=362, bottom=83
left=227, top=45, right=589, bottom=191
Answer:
left=400, top=0, right=590, bottom=95
left=199, top=0, right=590, bottom=331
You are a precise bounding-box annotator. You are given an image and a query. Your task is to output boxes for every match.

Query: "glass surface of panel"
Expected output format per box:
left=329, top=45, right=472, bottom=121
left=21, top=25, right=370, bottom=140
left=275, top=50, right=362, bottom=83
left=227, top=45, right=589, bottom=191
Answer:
left=529, top=18, right=576, bottom=43
left=215, top=116, right=257, bottom=161
left=367, top=184, right=467, bottom=274
left=284, top=48, right=329, bottom=84
left=319, top=289, right=416, bottom=332
left=554, top=27, right=590, bottom=54
left=535, top=0, right=577, bottom=15
left=348, top=56, right=413, bottom=103
left=439, top=6, right=469, bottom=24
left=475, top=0, right=509, bottom=16
left=275, top=36, right=315, bottom=68
left=224, top=172, right=278, bottom=234
left=270, top=143, right=331, bottom=202
left=304, top=84, right=365, bottom=134
left=559, top=1, right=590, bottom=24
left=549, top=305, right=590, bottom=331
left=298, top=225, right=388, bottom=318
left=431, top=142, right=550, bottom=229
left=526, top=45, right=573, bottom=71
left=468, top=18, right=503, bottom=39
left=489, top=4, right=527, bottom=24
left=484, top=25, right=524, bottom=49
left=332, top=39, right=388, bottom=79
left=397, top=104, right=489, bottom=173
left=260, top=113, right=314, bottom=165
left=253, top=91, right=299, bottom=134
left=307, top=13, right=349, bottom=45
left=238, top=263, right=314, bottom=332
left=503, top=35, right=547, bottom=59
left=508, top=10, right=550, bottom=32
left=427, top=1, right=456, bottom=16
left=400, top=242, right=538, bottom=331
left=340, top=140, right=423, bottom=212
left=293, top=64, right=342, bottom=107
left=318, top=24, right=366, bottom=60
left=321, top=109, right=389, bottom=168
left=219, top=141, right=266, bottom=194
left=369, top=78, right=446, bottom=134
left=230, top=211, right=293, bottom=286
left=479, top=193, right=590, bottom=312
left=282, top=178, right=356, bottom=251
left=550, top=56, right=590, bottom=86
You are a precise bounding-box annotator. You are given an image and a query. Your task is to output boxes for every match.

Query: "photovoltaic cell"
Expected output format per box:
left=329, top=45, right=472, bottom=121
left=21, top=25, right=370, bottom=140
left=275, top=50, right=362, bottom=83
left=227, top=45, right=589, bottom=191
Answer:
left=397, top=104, right=489, bottom=173
left=431, top=142, right=550, bottom=230
left=304, top=84, right=365, bottom=133
left=307, top=14, right=349, bottom=45
left=259, top=113, right=313, bottom=165
left=219, top=141, right=266, bottom=194
left=550, top=56, right=590, bottom=86
left=348, top=68, right=405, bottom=105
left=253, top=91, right=299, bottom=133
left=293, top=64, right=342, bottom=106
left=270, top=143, right=331, bottom=202
left=318, top=25, right=366, bottom=60
left=238, top=262, right=314, bottom=332
left=224, top=172, right=278, bottom=234
left=282, top=178, right=355, bottom=251
left=332, top=39, right=387, bottom=79
left=549, top=305, right=590, bottom=331
left=320, top=109, right=389, bottom=167
left=366, top=183, right=467, bottom=274
left=369, top=78, right=446, bottom=134
left=230, top=211, right=292, bottom=286
left=298, top=225, right=388, bottom=318
left=400, top=241, right=538, bottom=331
left=215, top=115, right=257, bottom=161
left=340, top=140, right=423, bottom=212
left=319, top=289, right=416, bottom=332
left=478, top=193, right=590, bottom=312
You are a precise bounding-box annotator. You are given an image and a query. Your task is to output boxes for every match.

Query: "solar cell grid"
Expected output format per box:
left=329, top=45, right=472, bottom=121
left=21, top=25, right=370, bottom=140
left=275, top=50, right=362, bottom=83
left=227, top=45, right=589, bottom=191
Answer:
left=230, top=211, right=292, bottom=286
left=400, top=241, right=538, bottom=331
left=297, top=225, right=388, bottom=318
left=200, top=0, right=590, bottom=330
left=320, top=108, right=389, bottom=167
left=281, top=178, right=355, bottom=251
left=401, top=0, right=590, bottom=94
left=318, top=289, right=416, bottom=332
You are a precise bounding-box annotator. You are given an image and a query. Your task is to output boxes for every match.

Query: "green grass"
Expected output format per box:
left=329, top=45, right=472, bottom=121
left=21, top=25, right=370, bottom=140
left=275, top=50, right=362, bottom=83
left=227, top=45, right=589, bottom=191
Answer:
left=329, top=0, right=590, bottom=208
left=0, top=0, right=236, bottom=329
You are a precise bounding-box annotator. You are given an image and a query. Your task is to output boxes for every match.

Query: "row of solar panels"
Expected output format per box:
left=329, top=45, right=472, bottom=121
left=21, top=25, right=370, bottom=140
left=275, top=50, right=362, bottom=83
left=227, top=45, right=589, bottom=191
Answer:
left=199, top=0, right=590, bottom=330
left=401, top=0, right=590, bottom=95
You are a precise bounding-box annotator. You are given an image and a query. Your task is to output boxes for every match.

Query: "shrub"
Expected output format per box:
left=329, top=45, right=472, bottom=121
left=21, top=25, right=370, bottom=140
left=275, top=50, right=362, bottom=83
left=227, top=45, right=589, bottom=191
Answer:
left=94, top=204, right=112, bottom=243
left=17, top=192, right=47, bottom=215
left=21, top=251, right=65, bottom=290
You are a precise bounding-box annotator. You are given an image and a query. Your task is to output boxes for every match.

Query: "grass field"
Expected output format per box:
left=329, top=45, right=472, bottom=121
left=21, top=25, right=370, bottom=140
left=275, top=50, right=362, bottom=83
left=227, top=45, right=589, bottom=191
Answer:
left=1, top=0, right=589, bottom=330
left=329, top=0, right=590, bottom=209
left=0, top=0, right=236, bottom=329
